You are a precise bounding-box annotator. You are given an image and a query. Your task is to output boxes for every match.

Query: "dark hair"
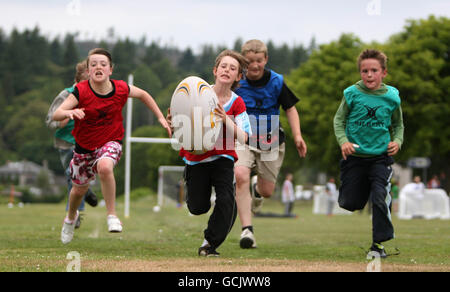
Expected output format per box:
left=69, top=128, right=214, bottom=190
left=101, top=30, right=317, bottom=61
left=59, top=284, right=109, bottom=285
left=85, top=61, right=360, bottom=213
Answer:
left=87, top=48, right=113, bottom=67
left=357, top=49, right=388, bottom=70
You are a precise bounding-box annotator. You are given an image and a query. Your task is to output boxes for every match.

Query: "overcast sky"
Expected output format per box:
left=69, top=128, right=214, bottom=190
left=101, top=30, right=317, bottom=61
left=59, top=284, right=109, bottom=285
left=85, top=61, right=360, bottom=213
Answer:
left=0, top=0, right=448, bottom=51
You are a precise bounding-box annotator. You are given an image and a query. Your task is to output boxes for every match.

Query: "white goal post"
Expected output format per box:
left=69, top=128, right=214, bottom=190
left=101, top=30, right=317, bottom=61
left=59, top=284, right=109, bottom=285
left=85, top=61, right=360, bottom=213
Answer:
left=124, top=74, right=178, bottom=218
left=157, top=165, right=186, bottom=207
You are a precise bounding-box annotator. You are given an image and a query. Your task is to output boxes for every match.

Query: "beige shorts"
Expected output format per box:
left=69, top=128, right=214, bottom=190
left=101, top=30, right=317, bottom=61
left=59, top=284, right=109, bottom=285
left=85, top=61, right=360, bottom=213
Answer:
left=235, top=143, right=285, bottom=183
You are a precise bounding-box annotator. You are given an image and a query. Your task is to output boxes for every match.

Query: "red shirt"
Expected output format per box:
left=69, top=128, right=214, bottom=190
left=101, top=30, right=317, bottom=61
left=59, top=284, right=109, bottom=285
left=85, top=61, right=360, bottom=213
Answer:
left=72, top=79, right=129, bottom=151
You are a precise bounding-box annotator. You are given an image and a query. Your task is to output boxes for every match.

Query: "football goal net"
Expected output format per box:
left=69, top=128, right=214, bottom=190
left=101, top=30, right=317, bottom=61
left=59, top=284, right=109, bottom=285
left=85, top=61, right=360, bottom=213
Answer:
left=398, top=186, right=450, bottom=220
left=157, top=166, right=186, bottom=207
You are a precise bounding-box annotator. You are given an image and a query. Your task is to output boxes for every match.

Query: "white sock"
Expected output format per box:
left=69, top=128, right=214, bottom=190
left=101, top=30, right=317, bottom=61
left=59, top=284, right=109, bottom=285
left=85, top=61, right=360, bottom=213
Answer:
left=201, top=239, right=209, bottom=247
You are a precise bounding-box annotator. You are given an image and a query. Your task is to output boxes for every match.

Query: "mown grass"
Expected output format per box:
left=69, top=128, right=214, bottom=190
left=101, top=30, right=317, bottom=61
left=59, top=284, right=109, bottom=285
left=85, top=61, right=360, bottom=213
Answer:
left=0, top=195, right=449, bottom=272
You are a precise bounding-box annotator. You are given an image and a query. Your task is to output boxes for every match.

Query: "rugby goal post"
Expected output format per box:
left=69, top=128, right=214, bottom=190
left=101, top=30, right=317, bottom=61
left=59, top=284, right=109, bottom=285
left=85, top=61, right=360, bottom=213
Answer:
left=124, top=74, right=178, bottom=218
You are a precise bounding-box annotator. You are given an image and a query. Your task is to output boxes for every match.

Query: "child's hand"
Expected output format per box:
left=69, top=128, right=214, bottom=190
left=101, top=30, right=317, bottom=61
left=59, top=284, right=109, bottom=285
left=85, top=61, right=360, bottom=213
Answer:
left=159, top=114, right=172, bottom=138
left=341, top=142, right=357, bottom=160
left=294, top=136, right=307, bottom=158
left=67, top=108, right=85, bottom=120
left=387, top=141, right=399, bottom=156
left=214, top=103, right=227, bottom=123
left=166, top=108, right=174, bottom=132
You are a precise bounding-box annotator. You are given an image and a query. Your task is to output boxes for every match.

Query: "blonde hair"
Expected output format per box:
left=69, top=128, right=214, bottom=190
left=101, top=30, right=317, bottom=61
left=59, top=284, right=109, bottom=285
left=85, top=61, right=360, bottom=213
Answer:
left=214, top=49, right=248, bottom=91
left=74, top=60, right=88, bottom=83
left=241, top=39, right=268, bottom=57
left=357, top=49, right=388, bottom=70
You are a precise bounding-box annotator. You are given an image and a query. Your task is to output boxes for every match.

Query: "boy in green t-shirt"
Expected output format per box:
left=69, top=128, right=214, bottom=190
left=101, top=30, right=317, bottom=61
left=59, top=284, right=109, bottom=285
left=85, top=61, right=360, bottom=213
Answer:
left=333, top=49, right=404, bottom=258
left=45, top=61, right=98, bottom=229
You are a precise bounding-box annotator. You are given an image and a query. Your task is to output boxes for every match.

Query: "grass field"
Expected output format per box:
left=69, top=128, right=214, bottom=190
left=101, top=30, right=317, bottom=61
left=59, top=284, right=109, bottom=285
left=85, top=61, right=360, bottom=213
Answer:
left=0, top=194, right=449, bottom=272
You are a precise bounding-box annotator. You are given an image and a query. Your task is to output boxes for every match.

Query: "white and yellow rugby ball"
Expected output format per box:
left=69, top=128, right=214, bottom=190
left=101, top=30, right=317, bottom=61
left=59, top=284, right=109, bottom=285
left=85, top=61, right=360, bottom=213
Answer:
left=170, top=76, right=221, bottom=154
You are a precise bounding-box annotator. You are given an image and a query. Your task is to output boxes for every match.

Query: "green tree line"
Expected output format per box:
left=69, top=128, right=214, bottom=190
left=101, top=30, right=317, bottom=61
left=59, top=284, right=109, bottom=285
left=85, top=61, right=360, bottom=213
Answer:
left=284, top=15, right=449, bottom=185
left=0, top=27, right=311, bottom=193
left=0, top=15, right=448, bottom=194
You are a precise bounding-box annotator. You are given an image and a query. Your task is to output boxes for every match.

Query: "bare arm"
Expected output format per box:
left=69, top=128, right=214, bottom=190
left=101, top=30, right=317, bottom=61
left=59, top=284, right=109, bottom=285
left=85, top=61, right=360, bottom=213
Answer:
left=129, top=85, right=171, bottom=137
left=52, top=94, right=85, bottom=121
left=285, top=106, right=307, bottom=158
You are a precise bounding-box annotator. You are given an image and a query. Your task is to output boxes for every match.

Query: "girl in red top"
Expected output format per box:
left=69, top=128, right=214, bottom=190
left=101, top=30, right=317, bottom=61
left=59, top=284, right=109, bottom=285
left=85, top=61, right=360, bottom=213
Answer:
left=168, top=50, right=251, bottom=256
left=53, top=48, right=171, bottom=244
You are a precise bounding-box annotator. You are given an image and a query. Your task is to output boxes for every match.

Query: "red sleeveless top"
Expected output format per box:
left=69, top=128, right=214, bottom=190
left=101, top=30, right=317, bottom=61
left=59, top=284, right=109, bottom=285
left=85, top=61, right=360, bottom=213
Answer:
left=72, top=79, right=129, bottom=151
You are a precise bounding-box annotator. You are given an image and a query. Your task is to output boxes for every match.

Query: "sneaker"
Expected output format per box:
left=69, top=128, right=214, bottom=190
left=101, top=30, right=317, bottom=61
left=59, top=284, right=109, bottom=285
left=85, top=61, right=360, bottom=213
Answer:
left=240, top=228, right=257, bottom=249
left=107, top=215, right=123, bottom=233
left=251, top=181, right=264, bottom=215
left=368, top=242, right=387, bottom=259
left=75, top=212, right=83, bottom=229
left=84, top=189, right=98, bottom=207
left=61, top=211, right=79, bottom=244
left=198, top=245, right=220, bottom=257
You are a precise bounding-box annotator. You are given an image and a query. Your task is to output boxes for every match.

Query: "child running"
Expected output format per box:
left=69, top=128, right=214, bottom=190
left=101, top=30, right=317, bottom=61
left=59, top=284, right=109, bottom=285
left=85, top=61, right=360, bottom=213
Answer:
left=168, top=49, right=251, bottom=256
left=53, top=48, right=171, bottom=244
left=333, top=49, right=404, bottom=258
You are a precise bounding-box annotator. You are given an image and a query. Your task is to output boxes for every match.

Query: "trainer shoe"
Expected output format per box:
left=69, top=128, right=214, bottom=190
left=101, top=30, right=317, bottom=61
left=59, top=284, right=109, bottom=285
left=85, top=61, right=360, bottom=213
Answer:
left=84, top=189, right=98, bottom=207
left=61, top=211, right=79, bottom=244
left=251, top=182, right=264, bottom=215
left=369, top=242, right=387, bottom=259
left=107, top=215, right=123, bottom=233
left=240, top=228, right=257, bottom=249
left=198, top=245, right=220, bottom=257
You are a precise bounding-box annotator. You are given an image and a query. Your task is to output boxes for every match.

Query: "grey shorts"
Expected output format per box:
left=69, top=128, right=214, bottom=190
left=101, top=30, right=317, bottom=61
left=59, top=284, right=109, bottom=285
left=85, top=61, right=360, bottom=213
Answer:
left=235, top=143, right=285, bottom=183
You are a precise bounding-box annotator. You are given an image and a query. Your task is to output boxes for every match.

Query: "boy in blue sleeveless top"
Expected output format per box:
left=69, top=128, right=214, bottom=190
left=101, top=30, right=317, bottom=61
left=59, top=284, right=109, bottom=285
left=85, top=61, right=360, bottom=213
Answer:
left=234, top=40, right=307, bottom=249
left=333, top=49, right=404, bottom=258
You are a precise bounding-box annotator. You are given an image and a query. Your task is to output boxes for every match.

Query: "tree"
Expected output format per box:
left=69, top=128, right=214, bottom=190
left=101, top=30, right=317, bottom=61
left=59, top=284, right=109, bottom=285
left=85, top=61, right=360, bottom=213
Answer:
left=143, top=41, right=164, bottom=66
left=49, top=37, right=63, bottom=66
left=4, top=28, right=30, bottom=97
left=178, top=47, right=196, bottom=73
left=151, top=58, right=179, bottom=88
left=63, top=34, right=79, bottom=67
left=195, top=45, right=216, bottom=82
left=385, top=16, right=450, bottom=174
left=233, top=38, right=243, bottom=52
left=286, top=34, right=364, bottom=178
left=112, top=38, right=137, bottom=80
left=62, top=34, right=79, bottom=84
left=132, top=64, right=163, bottom=128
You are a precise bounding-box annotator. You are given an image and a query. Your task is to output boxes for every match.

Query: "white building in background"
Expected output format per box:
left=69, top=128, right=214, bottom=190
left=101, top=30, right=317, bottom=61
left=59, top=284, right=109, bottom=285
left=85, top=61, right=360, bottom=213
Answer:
left=0, top=160, right=61, bottom=196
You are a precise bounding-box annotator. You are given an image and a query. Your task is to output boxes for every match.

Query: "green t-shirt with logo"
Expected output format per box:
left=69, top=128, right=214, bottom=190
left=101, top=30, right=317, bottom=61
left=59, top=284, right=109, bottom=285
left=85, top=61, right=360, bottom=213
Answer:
left=54, top=86, right=76, bottom=145
left=333, top=81, right=404, bottom=156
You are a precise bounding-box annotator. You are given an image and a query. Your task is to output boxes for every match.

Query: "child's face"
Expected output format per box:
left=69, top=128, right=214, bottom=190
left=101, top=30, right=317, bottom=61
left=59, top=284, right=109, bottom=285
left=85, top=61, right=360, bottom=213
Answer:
left=244, top=51, right=268, bottom=80
left=213, top=56, right=242, bottom=87
left=360, top=58, right=387, bottom=90
left=88, top=54, right=113, bottom=83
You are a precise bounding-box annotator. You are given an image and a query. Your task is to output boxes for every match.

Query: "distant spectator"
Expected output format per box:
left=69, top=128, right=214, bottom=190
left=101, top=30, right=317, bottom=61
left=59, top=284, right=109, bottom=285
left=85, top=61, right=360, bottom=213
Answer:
left=427, top=175, right=440, bottom=189
left=412, top=175, right=426, bottom=192
left=281, top=173, right=295, bottom=216
left=325, top=177, right=338, bottom=216
left=390, top=179, right=399, bottom=213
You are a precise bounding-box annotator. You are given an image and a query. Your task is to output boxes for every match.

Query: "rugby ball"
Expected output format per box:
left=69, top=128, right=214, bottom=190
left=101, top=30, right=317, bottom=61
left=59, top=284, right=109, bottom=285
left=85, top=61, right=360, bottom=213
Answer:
left=170, top=76, right=221, bottom=154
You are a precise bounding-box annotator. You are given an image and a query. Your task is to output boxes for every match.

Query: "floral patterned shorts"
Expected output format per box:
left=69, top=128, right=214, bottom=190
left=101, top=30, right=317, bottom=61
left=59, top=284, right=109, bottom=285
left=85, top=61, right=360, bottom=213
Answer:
left=70, top=141, right=122, bottom=186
